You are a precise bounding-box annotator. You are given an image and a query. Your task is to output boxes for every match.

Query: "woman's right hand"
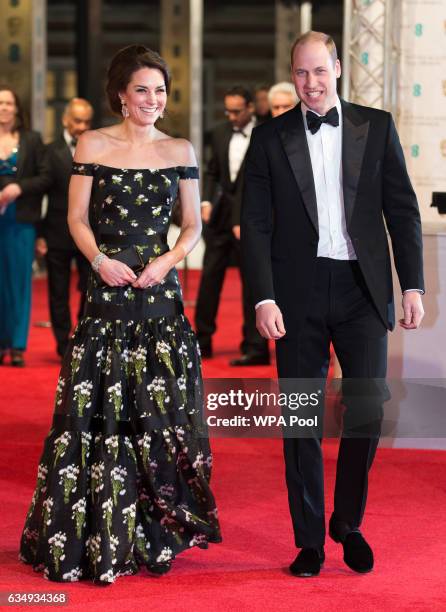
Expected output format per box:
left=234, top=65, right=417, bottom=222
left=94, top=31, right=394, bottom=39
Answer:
left=97, top=257, right=138, bottom=287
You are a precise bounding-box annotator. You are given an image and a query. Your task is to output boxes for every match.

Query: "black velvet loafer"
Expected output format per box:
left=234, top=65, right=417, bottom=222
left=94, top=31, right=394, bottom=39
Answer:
left=329, top=524, right=374, bottom=573
left=289, top=547, right=325, bottom=577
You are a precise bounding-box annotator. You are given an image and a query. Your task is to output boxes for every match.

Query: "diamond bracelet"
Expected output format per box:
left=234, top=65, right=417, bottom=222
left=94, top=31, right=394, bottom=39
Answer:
left=91, top=252, right=108, bottom=273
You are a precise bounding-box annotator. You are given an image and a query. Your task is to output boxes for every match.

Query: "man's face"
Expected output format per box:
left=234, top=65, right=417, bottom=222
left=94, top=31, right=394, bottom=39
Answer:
left=63, top=103, right=93, bottom=139
left=224, top=95, right=254, bottom=129
left=291, top=41, right=341, bottom=115
left=270, top=91, right=296, bottom=118
left=255, top=89, right=270, bottom=117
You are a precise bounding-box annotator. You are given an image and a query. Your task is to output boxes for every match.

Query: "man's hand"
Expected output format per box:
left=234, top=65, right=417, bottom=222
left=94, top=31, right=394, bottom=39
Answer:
left=256, top=303, right=286, bottom=340
left=399, top=291, right=424, bottom=330
left=201, top=202, right=212, bottom=224
left=35, top=237, right=48, bottom=258
left=232, top=225, right=240, bottom=240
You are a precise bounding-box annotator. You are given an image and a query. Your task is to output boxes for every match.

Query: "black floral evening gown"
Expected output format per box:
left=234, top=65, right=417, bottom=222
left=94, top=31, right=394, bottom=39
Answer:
left=20, top=163, right=221, bottom=584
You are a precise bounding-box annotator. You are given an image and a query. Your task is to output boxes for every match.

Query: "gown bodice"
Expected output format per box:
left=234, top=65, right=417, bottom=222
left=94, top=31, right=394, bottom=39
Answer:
left=72, top=162, right=199, bottom=312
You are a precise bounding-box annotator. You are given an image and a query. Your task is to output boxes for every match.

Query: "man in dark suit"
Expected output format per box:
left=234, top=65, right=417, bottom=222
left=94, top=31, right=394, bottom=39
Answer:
left=196, top=86, right=269, bottom=365
left=241, top=32, right=424, bottom=576
left=36, top=98, right=93, bottom=358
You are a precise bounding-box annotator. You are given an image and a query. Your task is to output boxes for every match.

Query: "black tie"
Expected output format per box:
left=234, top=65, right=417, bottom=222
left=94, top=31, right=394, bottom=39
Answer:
left=232, top=128, right=247, bottom=137
left=306, top=107, right=339, bottom=135
left=71, top=137, right=78, bottom=148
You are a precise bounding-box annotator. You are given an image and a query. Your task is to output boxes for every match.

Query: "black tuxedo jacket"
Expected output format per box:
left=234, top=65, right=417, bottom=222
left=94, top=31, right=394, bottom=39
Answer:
left=39, top=136, right=76, bottom=250
left=204, top=121, right=247, bottom=230
left=241, top=100, right=424, bottom=333
left=0, top=129, right=50, bottom=224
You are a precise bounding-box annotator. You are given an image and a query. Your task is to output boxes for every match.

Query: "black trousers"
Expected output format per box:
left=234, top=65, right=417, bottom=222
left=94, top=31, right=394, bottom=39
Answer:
left=46, top=248, right=90, bottom=357
left=195, top=226, right=268, bottom=357
left=276, top=258, right=387, bottom=548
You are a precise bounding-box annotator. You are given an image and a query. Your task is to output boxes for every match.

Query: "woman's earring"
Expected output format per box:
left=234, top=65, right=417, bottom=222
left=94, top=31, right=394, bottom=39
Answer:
left=120, top=98, right=129, bottom=118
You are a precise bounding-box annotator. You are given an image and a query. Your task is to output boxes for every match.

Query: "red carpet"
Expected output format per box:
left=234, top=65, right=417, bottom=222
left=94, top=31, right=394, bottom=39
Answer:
left=1, top=270, right=446, bottom=611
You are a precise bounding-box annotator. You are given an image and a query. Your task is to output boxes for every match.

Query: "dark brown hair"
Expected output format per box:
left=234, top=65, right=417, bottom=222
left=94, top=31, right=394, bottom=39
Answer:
left=224, top=86, right=253, bottom=105
left=106, top=45, right=171, bottom=115
left=290, top=31, right=338, bottom=67
left=0, top=85, right=26, bottom=130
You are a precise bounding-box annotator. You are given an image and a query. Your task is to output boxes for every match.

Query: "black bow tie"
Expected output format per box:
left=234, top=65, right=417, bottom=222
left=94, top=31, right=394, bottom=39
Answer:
left=232, top=128, right=247, bottom=137
left=70, top=137, right=78, bottom=147
left=306, top=107, right=339, bottom=134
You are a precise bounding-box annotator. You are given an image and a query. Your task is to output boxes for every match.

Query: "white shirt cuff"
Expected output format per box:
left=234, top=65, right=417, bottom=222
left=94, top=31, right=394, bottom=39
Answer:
left=255, top=299, right=276, bottom=309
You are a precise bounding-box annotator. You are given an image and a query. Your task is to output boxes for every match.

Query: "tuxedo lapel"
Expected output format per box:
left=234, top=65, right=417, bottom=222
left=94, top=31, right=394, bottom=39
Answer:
left=56, top=136, right=73, bottom=172
left=341, top=100, right=369, bottom=227
left=278, top=105, right=318, bottom=234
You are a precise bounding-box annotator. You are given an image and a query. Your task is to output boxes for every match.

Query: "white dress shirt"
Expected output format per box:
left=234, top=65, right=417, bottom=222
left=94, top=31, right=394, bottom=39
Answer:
left=302, top=97, right=356, bottom=260
left=228, top=118, right=255, bottom=182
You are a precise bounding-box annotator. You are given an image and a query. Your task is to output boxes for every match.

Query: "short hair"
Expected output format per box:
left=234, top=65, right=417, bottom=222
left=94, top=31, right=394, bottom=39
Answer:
left=0, top=85, right=26, bottom=130
left=224, top=86, right=253, bottom=106
left=63, top=97, right=94, bottom=117
left=106, top=45, right=171, bottom=116
left=268, top=82, right=298, bottom=106
left=290, top=31, right=338, bottom=67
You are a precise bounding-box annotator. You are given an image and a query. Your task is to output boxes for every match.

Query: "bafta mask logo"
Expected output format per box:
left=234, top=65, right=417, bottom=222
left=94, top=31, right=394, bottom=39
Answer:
left=442, top=81, right=446, bottom=96
left=440, top=140, right=446, bottom=158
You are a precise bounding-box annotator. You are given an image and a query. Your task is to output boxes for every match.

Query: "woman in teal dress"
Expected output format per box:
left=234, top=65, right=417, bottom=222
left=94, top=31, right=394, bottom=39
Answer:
left=20, top=46, right=221, bottom=584
left=0, top=86, right=49, bottom=366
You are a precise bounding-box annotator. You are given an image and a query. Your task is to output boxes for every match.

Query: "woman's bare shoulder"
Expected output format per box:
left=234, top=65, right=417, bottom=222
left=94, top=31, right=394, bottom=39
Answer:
left=74, top=129, right=109, bottom=162
left=157, top=135, right=197, bottom=166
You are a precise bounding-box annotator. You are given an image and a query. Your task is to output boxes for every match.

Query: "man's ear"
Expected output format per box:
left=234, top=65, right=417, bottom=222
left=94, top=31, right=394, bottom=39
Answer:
left=335, top=59, right=342, bottom=79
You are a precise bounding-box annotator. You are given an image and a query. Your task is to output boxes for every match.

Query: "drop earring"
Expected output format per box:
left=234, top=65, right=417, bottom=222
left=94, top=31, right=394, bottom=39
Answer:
left=120, top=98, right=129, bottom=118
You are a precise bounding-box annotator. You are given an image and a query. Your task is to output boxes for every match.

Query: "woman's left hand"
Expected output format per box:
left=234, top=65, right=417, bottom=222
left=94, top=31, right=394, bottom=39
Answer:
left=132, top=253, right=173, bottom=289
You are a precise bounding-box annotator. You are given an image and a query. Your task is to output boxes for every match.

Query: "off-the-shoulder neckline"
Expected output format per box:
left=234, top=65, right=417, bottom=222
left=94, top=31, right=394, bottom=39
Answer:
left=73, top=162, right=198, bottom=172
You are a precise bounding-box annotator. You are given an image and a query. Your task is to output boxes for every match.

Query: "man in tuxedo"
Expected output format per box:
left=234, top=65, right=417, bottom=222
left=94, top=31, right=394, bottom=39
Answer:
left=196, top=86, right=269, bottom=365
left=36, top=98, right=93, bottom=358
left=241, top=32, right=424, bottom=576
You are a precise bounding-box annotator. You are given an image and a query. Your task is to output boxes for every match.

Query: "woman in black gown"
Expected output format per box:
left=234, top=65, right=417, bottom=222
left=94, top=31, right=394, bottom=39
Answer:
left=20, top=45, right=221, bottom=584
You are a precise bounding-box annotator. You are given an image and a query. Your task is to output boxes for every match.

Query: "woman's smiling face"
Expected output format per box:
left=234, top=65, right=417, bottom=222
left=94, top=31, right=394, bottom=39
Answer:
left=120, top=67, right=167, bottom=125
